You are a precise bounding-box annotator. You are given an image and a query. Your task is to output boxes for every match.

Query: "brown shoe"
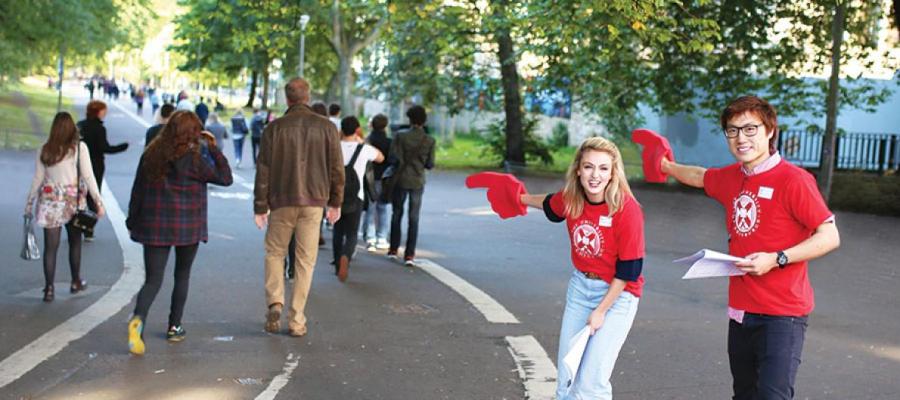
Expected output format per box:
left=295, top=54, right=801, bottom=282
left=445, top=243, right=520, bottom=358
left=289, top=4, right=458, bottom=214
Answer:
left=265, top=304, right=282, bottom=333
left=337, top=255, right=349, bottom=283
left=288, top=327, right=307, bottom=337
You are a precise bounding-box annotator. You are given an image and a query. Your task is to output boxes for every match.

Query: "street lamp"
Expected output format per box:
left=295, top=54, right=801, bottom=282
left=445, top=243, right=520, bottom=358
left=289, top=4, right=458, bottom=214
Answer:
left=298, top=14, right=310, bottom=77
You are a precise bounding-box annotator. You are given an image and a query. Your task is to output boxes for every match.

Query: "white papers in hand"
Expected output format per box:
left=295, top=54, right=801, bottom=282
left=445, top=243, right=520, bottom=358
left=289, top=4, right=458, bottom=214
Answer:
left=674, top=249, right=748, bottom=279
left=562, top=325, right=592, bottom=389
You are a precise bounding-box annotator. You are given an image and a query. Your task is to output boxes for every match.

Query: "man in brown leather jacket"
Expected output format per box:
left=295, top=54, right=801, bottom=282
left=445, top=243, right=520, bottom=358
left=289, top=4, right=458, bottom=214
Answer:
left=253, top=78, right=344, bottom=337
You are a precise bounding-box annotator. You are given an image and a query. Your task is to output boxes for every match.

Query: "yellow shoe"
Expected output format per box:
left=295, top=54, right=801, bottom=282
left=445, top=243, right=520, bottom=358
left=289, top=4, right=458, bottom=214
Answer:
left=128, top=317, right=145, bottom=356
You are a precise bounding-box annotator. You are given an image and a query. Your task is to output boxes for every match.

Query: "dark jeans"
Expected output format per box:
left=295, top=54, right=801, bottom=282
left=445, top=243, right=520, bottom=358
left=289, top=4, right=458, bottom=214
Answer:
left=42, top=221, right=83, bottom=287
left=251, top=137, right=261, bottom=164
left=390, top=187, right=423, bottom=258
left=133, top=244, right=199, bottom=327
left=332, top=208, right=362, bottom=264
left=729, top=314, right=808, bottom=400
left=85, top=173, right=103, bottom=237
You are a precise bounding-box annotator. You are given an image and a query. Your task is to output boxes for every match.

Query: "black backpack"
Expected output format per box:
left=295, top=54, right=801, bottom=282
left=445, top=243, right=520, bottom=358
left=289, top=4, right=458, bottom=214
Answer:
left=341, top=144, right=364, bottom=213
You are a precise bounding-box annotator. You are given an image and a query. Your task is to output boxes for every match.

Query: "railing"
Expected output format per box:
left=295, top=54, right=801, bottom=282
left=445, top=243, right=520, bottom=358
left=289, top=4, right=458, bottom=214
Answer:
left=778, top=129, right=900, bottom=173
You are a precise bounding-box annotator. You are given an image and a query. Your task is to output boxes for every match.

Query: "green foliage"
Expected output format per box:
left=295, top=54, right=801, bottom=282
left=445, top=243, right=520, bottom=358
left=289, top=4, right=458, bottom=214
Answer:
left=0, top=0, right=149, bottom=79
left=480, top=117, right=553, bottom=166
left=549, top=122, right=569, bottom=149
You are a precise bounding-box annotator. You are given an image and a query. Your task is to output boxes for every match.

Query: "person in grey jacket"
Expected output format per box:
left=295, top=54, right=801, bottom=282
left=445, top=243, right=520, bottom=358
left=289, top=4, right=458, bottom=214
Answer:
left=206, top=113, right=228, bottom=146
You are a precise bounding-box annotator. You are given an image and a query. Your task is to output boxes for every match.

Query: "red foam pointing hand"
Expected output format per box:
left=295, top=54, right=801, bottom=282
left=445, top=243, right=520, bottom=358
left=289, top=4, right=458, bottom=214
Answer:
left=631, top=128, right=675, bottom=183
left=465, top=172, right=528, bottom=219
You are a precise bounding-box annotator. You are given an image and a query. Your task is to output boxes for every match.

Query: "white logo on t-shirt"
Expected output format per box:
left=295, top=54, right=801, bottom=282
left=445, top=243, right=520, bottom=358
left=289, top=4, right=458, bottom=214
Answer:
left=732, top=191, right=761, bottom=236
left=572, top=221, right=603, bottom=258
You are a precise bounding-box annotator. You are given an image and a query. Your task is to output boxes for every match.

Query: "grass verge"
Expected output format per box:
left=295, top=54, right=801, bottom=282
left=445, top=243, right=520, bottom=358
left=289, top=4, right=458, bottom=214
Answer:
left=0, top=79, right=75, bottom=150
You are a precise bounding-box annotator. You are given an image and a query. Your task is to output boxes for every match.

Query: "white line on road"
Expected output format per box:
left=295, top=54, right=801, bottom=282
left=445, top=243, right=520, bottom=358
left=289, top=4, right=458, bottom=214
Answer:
left=109, top=100, right=151, bottom=128
left=210, top=191, right=251, bottom=200
left=232, top=172, right=256, bottom=191
left=254, top=353, right=300, bottom=400
left=506, top=335, right=558, bottom=400
left=415, top=259, right=520, bottom=324
left=0, top=183, right=144, bottom=389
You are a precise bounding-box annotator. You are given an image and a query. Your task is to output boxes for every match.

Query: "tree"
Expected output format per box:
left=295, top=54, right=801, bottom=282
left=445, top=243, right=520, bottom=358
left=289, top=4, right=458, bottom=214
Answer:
left=0, top=0, right=147, bottom=80
left=326, top=0, right=387, bottom=112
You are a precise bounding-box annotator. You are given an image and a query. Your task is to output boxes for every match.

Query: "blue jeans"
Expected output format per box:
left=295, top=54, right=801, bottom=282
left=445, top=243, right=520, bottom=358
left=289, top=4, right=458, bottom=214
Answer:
left=232, top=136, right=245, bottom=164
left=556, top=271, right=639, bottom=400
left=362, top=181, right=390, bottom=242
left=729, top=314, right=808, bottom=400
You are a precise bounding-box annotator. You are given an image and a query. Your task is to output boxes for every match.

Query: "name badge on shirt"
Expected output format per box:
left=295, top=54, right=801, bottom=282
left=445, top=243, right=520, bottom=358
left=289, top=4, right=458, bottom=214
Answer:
left=598, top=216, right=612, bottom=227
left=758, top=186, right=774, bottom=200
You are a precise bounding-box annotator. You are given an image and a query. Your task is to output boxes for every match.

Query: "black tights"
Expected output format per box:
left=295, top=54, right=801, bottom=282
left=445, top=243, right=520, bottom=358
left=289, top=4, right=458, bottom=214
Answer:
left=42, top=222, right=83, bottom=288
left=133, top=244, right=199, bottom=327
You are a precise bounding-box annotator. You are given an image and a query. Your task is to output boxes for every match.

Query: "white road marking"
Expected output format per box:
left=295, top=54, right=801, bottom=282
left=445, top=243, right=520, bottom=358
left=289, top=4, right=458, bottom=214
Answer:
left=0, top=182, right=144, bottom=389
left=254, top=353, right=300, bottom=400
left=506, top=335, right=558, bottom=400
left=232, top=173, right=256, bottom=191
left=414, top=259, right=520, bottom=324
left=109, top=100, right=151, bottom=128
left=210, top=191, right=251, bottom=200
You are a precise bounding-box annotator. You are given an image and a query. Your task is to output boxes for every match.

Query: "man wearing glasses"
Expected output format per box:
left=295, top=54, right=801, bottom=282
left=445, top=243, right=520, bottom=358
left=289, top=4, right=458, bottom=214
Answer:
left=659, top=95, right=841, bottom=399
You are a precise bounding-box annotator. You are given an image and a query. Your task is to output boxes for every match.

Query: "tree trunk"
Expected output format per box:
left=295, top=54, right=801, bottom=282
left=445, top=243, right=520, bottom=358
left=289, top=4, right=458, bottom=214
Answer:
left=245, top=70, right=258, bottom=108
left=261, top=63, right=270, bottom=109
left=337, top=54, right=353, bottom=116
left=818, top=1, right=847, bottom=203
left=494, top=1, right=525, bottom=167
left=324, top=70, right=338, bottom=103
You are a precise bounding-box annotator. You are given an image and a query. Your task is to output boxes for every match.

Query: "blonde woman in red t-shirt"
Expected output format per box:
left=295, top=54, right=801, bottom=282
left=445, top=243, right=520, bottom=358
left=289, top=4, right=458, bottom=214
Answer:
left=517, top=137, right=646, bottom=399
left=657, top=96, right=840, bottom=399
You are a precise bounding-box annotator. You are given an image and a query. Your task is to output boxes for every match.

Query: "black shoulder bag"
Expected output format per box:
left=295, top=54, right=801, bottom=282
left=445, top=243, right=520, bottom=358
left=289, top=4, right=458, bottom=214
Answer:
left=71, top=144, right=98, bottom=233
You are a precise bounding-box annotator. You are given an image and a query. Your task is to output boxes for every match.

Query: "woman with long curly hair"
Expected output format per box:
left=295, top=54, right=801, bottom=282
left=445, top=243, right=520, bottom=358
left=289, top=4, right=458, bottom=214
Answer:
left=25, top=112, right=105, bottom=302
left=125, top=111, right=233, bottom=355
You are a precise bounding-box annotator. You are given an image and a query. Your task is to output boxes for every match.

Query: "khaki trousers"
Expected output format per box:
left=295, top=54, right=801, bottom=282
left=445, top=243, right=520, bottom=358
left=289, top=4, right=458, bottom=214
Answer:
left=264, top=206, right=323, bottom=331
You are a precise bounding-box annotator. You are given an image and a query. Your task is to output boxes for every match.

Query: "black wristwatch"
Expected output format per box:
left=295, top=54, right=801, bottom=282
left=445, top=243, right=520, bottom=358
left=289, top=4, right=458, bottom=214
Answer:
left=776, top=251, right=789, bottom=269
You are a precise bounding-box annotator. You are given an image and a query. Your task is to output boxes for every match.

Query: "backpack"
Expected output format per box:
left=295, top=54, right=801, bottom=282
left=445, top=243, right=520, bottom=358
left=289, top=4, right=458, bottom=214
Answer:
left=341, top=144, right=364, bottom=213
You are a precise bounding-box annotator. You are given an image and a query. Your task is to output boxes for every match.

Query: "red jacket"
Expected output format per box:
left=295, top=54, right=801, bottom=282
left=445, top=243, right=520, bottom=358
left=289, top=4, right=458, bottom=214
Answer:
left=127, top=143, right=233, bottom=246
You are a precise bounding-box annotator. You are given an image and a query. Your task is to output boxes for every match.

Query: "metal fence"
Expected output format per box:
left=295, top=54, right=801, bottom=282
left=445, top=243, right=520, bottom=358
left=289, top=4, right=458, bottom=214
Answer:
left=778, top=129, right=900, bottom=173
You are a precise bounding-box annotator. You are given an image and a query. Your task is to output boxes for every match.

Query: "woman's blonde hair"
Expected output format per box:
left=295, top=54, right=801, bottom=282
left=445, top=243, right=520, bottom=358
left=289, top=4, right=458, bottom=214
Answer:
left=562, top=136, right=633, bottom=218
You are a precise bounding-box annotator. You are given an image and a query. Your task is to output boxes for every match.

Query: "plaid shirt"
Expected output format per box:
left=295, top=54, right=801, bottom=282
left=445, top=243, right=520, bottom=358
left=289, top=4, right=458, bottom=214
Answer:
left=127, top=143, right=233, bottom=246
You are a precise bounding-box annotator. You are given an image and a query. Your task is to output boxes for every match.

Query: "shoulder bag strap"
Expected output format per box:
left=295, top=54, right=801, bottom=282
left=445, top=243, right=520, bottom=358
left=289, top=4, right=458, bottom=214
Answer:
left=349, top=143, right=364, bottom=166
left=75, top=143, right=84, bottom=211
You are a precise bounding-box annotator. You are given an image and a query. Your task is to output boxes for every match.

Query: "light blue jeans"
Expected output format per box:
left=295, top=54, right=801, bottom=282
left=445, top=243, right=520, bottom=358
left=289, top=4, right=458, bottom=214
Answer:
left=556, top=270, right=640, bottom=400
left=362, top=181, right=390, bottom=242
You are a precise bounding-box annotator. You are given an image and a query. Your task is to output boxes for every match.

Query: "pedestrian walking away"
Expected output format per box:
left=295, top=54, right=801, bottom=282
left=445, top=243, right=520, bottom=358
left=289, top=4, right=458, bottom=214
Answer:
left=230, top=109, right=249, bottom=167
left=361, top=113, right=392, bottom=251
left=254, top=78, right=344, bottom=338
left=205, top=113, right=228, bottom=147
left=653, top=95, right=841, bottom=399
left=250, top=108, right=266, bottom=164
left=145, top=103, right=176, bottom=147
left=328, top=103, right=341, bottom=131
left=24, top=112, right=106, bottom=302
left=333, top=116, right=384, bottom=282
left=77, top=100, right=128, bottom=241
left=195, top=97, right=209, bottom=126
left=471, top=136, right=646, bottom=399
left=124, top=111, right=233, bottom=356
left=387, top=105, right=435, bottom=266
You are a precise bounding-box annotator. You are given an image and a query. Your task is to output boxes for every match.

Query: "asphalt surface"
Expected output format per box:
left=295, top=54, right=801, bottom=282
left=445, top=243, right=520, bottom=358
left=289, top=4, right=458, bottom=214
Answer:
left=1, top=87, right=899, bottom=399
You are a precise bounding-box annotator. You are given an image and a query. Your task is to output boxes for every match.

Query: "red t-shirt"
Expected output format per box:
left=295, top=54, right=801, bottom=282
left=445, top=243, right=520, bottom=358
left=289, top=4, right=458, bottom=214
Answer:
left=546, top=193, right=646, bottom=297
left=704, top=160, right=833, bottom=316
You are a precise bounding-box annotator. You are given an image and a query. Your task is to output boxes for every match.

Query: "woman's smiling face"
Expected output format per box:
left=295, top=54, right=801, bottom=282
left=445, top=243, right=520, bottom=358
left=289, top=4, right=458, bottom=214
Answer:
left=578, top=150, right=613, bottom=203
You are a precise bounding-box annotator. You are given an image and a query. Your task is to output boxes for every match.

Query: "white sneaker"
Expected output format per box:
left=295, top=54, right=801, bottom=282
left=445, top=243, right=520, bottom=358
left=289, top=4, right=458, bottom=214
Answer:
left=367, top=243, right=377, bottom=252
left=375, top=240, right=390, bottom=250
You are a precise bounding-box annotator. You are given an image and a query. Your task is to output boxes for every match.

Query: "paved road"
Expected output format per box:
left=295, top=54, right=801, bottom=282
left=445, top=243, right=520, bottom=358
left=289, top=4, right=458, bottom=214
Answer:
left=1, top=87, right=898, bottom=399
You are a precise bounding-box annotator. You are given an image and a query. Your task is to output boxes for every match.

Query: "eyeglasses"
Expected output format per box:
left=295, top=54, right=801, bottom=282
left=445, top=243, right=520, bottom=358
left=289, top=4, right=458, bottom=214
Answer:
left=724, top=123, right=764, bottom=138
